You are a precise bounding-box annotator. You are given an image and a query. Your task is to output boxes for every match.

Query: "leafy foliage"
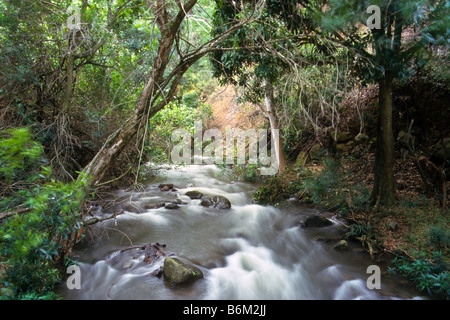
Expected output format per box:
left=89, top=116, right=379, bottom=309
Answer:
left=0, top=128, right=86, bottom=299
left=322, top=0, right=450, bottom=83
left=144, top=92, right=213, bottom=164
left=0, top=128, right=47, bottom=210
left=0, top=128, right=45, bottom=184
left=390, top=251, right=449, bottom=299
left=253, top=156, right=371, bottom=211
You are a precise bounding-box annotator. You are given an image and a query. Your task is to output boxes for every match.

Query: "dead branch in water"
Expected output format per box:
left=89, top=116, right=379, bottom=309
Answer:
left=83, top=210, right=124, bottom=226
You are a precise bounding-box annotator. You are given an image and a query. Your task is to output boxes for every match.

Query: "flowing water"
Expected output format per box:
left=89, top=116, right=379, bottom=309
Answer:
left=60, top=163, right=424, bottom=300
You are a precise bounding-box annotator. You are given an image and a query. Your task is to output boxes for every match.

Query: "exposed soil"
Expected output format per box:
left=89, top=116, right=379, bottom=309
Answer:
left=206, top=85, right=266, bottom=131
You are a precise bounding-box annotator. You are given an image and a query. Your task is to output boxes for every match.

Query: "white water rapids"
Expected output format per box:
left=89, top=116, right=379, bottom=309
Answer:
left=59, top=163, right=424, bottom=300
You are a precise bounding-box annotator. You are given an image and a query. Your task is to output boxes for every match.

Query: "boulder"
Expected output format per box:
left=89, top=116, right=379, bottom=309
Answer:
left=143, top=242, right=167, bottom=264
left=299, top=214, right=332, bottom=228
left=163, top=257, right=203, bottom=286
left=200, top=196, right=232, bottom=209
left=185, top=190, right=203, bottom=199
left=110, top=242, right=166, bottom=275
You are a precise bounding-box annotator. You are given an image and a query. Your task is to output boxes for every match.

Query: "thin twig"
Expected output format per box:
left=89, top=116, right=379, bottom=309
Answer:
left=103, top=227, right=133, bottom=246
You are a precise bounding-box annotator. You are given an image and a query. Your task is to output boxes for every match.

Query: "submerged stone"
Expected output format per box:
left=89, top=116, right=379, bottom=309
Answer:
left=123, top=203, right=145, bottom=213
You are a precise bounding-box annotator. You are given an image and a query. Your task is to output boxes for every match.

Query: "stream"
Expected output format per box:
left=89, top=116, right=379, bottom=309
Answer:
left=59, top=163, right=424, bottom=300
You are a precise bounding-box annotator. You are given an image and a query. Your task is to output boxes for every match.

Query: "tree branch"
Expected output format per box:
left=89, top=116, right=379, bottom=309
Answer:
left=0, top=207, right=31, bottom=222
left=83, top=210, right=124, bottom=226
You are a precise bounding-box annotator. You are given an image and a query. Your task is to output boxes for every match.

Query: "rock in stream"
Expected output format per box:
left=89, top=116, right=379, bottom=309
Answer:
left=163, top=257, right=203, bottom=286
left=200, top=196, right=231, bottom=209
left=299, top=214, right=332, bottom=228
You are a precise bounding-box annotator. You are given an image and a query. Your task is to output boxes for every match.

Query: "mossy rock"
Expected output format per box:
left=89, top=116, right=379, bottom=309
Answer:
left=163, top=257, right=203, bottom=286
left=333, top=240, right=349, bottom=251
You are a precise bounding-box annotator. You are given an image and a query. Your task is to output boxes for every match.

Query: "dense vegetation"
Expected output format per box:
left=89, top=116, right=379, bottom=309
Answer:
left=0, top=0, right=448, bottom=299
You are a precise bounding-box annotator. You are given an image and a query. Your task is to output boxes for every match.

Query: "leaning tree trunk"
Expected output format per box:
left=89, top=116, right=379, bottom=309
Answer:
left=78, top=0, right=261, bottom=190
left=79, top=0, right=199, bottom=189
left=371, top=73, right=396, bottom=207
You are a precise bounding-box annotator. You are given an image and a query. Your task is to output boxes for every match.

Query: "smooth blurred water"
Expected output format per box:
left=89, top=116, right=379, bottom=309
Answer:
left=59, top=163, right=424, bottom=300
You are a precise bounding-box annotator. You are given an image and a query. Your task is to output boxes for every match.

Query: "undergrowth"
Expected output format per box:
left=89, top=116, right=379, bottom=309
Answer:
left=389, top=250, right=449, bottom=299
left=253, top=157, right=371, bottom=213
left=0, top=128, right=86, bottom=300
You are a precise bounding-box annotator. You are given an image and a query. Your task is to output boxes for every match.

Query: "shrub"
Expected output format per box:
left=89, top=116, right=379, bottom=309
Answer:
left=252, top=172, right=301, bottom=205
left=144, top=93, right=213, bottom=165
left=302, top=157, right=342, bottom=203
left=252, top=156, right=371, bottom=211
left=300, top=157, right=370, bottom=211
left=347, top=223, right=374, bottom=239
left=0, top=128, right=85, bottom=299
left=0, top=128, right=45, bottom=187
left=1, top=179, right=85, bottom=299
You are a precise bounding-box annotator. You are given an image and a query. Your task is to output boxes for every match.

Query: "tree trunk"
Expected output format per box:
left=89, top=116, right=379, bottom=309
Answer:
left=79, top=0, right=199, bottom=189
left=371, top=73, right=396, bottom=206
left=78, top=0, right=258, bottom=189
left=263, top=80, right=286, bottom=174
